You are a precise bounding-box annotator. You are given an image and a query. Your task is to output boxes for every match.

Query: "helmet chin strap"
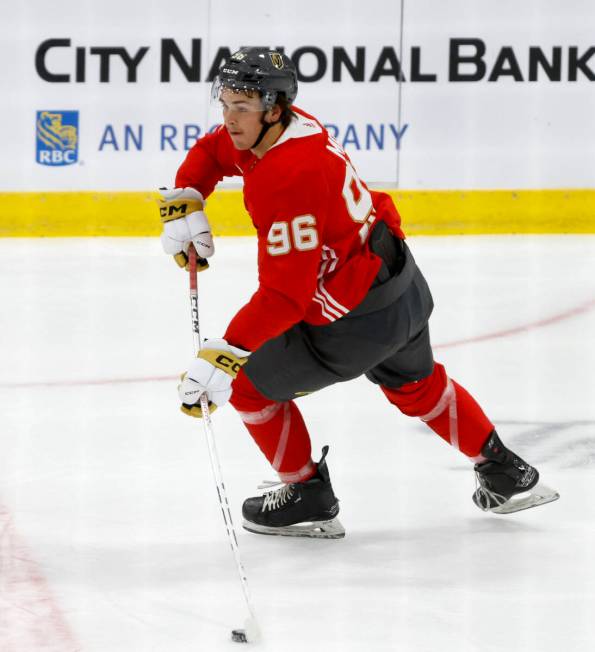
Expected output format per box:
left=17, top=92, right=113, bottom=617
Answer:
left=250, top=115, right=274, bottom=149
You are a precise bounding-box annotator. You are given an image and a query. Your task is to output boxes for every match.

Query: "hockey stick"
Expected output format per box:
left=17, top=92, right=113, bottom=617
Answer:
left=187, top=246, right=260, bottom=644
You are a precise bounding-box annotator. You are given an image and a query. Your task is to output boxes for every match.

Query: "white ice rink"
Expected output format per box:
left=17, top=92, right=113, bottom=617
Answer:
left=1, top=235, right=595, bottom=652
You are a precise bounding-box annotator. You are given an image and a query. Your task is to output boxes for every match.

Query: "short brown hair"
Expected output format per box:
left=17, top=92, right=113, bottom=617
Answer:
left=275, top=93, right=296, bottom=128
left=223, top=87, right=295, bottom=127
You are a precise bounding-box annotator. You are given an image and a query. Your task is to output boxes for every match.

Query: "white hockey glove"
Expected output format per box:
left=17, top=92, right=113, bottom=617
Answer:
left=178, top=339, right=250, bottom=418
left=158, top=187, right=214, bottom=271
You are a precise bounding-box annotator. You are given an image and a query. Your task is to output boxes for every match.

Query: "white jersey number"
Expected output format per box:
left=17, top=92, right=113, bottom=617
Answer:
left=267, top=215, right=319, bottom=256
left=327, top=136, right=373, bottom=224
left=343, top=163, right=373, bottom=223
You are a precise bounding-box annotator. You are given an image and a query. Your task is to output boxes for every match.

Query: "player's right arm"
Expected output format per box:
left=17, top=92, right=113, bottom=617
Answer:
left=175, top=125, right=240, bottom=198
left=158, top=126, right=240, bottom=269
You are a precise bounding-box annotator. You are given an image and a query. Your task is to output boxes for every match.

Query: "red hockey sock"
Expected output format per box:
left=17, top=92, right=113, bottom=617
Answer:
left=381, top=362, right=494, bottom=460
left=230, top=370, right=316, bottom=483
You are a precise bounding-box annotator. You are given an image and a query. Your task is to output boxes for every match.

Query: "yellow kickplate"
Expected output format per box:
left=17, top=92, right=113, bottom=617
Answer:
left=1, top=188, right=594, bottom=237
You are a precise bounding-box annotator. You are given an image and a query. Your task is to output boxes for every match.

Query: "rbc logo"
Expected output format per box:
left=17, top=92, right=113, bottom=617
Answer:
left=36, top=110, right=79, bottom=166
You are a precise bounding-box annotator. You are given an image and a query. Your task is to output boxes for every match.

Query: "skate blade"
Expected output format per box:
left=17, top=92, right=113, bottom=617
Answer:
left=242, top=517, right=345, bottom=539
left=490, top=483, right=560, bottom=515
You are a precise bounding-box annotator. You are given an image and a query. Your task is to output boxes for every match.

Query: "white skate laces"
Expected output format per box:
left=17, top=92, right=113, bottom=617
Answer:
left=474, top=473, right=508, bottom=511
left=473, top=467, right=560, bottom=514
left=258, top=481, right=295, bottom=512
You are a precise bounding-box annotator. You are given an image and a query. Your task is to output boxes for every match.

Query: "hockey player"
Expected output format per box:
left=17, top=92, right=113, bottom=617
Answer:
left=159, top=48, right=558, bottom=539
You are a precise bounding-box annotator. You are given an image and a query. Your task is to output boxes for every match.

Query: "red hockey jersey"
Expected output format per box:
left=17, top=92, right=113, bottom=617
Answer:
left=176, top=107, right=405, bottom=352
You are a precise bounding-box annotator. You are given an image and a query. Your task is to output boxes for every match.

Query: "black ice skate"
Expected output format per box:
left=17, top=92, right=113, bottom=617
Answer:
left=242, top=446, right=345, bottom=539
left=473, top=431, right=559, bottom=514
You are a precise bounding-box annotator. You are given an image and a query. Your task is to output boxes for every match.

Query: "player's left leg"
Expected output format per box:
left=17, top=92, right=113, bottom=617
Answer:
left=367, top=330, right=559, bottom=513
left=378, top=358, right=494, bottom=460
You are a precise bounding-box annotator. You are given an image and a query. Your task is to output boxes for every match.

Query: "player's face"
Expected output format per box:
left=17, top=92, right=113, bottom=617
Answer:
left=219, top=89, right=265, bottom=150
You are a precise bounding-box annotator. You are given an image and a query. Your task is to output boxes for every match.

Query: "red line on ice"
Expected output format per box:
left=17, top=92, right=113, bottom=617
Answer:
left=0, top=297, right=593, bottom=389
left=0, top=374, right=176, bottom=389
left=0, top=504, right=80, bottom=651
left=433, top=297, right=595, bottom=350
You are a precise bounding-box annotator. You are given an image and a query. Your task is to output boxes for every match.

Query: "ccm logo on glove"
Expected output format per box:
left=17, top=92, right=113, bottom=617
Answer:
left=181, top=384, right=202, bottom=399
left=159, top=199, right=204, bottom=222
left=216, top=353, right=242, bottom=374
left=158, top=187, right=214, bottom=270
left=218, top=354, right=241, bottom=374
left=198, top=349, right=246, bottom=376
left=178, top=339, right=250, bottom=419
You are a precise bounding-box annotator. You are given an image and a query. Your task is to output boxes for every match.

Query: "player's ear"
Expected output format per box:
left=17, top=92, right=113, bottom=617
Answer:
left=265, top=104, right=282, bottom=124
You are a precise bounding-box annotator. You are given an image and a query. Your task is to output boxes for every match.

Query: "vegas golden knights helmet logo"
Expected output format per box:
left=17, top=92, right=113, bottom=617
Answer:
left=269, top=52, right=284, bottom=69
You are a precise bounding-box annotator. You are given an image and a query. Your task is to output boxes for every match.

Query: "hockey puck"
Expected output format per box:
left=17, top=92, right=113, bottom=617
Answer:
left=231, top=629, right=248, bottom=643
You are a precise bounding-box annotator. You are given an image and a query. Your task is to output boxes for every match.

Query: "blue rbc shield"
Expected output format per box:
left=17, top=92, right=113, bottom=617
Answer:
left=36, top=111, right=79, bottom=166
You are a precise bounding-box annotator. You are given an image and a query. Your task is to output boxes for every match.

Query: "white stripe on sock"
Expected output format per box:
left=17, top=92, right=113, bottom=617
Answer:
left=272, top=404, right=292, bottom=471
left=279, top=459, right=316, bottom=483
left=419, top=377, right=460, bottom=451
left=419, top=378, right=455, bottom=423
left=238, top=403, right=282, bottom=425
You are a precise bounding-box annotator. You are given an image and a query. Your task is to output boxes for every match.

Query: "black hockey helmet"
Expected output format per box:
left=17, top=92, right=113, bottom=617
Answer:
left=211, top=47, right=298, bottom=110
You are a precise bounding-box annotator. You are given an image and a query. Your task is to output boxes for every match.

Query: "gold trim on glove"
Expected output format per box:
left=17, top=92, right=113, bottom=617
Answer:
left=181, top=402, right=217, bottom=418
left=158, top=198, right=204, bottom=223
left=173, top=252, right=209, bottom=271
left=198, top=349, right=248, bottom=378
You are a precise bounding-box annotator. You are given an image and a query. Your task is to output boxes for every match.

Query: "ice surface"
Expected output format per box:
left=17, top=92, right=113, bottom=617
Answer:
left=1, top=235, right=594, bottom=652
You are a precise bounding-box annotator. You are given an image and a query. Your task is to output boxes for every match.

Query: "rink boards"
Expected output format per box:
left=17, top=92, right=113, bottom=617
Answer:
left=2, top=188, right=595, bottom=237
